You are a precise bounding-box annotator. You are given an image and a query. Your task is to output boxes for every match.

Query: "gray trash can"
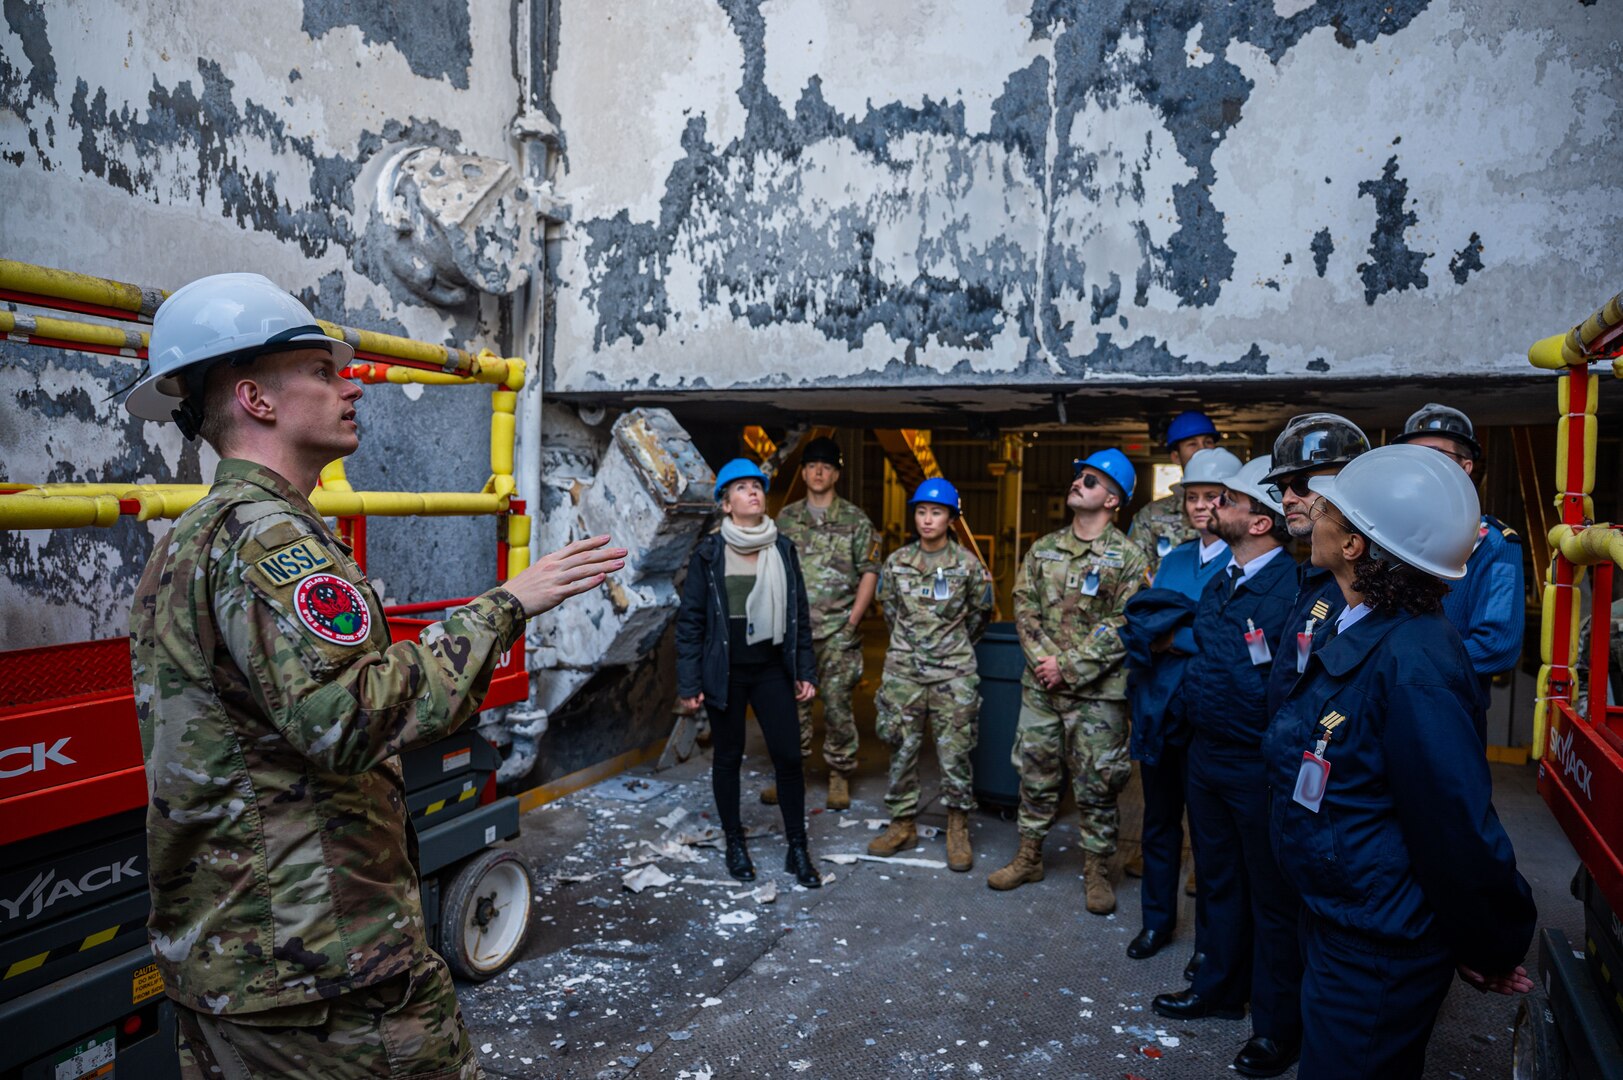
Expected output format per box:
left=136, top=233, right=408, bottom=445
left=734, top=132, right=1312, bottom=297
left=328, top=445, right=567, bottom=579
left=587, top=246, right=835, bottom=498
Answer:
left=972, top=622, right=1024, bottom=808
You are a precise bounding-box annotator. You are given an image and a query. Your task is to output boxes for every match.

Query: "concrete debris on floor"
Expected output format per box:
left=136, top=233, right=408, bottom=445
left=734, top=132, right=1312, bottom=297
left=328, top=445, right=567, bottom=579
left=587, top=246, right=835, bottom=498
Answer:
left=458, top=715, right=1576, bottom=1079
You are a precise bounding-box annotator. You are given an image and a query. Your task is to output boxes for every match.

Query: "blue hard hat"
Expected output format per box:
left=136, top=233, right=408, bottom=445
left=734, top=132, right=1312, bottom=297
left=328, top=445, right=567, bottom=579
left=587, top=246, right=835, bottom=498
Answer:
left=1165, top=410, right=1218, bottom=449
left=1072, top=448, right=1137, bottom=502
left=908, top=477, right=962, bottom=516
left=713, top=458, right=770, bottom=501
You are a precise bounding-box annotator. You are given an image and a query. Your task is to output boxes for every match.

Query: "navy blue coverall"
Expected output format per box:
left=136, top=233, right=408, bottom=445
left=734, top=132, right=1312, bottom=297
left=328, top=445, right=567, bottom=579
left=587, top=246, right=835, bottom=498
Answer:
left=1263, top=608, right=1536, bottom=1079
left=1441, top=514, right=1525, bottom=698
left=1128, top=538, right=1227, bottom=943
left=1266, top=562, right=1343, bottom=718
left=1180, top=546, right=1303, bottom=1043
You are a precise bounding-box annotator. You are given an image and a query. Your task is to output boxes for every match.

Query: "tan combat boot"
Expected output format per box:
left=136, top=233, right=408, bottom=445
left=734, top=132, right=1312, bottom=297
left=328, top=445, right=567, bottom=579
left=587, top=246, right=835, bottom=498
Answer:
left=945, top=808, right=973, bottom=872
left=1084, top=852, right=1117, bottom=915
left=867, top=818, right=918, bottom=857
left=826, top=772, right=851, bottom=811
left=986, top=835, right=1044, bottom=891
left=759, top=785, right=778, bottom=805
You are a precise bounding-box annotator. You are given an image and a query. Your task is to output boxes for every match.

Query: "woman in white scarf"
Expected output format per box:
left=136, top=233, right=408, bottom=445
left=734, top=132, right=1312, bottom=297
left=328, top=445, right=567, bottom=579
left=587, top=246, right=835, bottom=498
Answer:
left=675, top=459, right=821, bottom=888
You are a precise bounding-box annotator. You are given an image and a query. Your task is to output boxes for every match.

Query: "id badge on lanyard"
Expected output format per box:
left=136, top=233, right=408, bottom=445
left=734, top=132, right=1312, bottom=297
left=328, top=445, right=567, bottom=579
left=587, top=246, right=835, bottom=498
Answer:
left=1080, top=569, right=1100, bottom=597
left=1292, top=751, right=1331, bottom=812
left=1293, top=713, right=1345, bottom=813
left=1157, top=535, right=1172, bottom=558
left=1244, top=618, right=1271, bottom=666
left=932, top=566, right=950, bottom=601
left=1296, top=617, right=1316, bottom=674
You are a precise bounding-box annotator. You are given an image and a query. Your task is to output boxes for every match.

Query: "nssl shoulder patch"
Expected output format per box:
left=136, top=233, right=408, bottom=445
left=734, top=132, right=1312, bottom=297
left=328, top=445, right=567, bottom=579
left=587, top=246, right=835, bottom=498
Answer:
left=293, top=573, right=371, bottom=646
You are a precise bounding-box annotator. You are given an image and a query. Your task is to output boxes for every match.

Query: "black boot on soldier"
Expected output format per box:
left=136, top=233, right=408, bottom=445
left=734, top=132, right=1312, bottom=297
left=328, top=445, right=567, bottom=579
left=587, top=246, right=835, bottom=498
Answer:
left=724, top=832, right=756, bottom=881
left=785, top=840, right=822, bottom=888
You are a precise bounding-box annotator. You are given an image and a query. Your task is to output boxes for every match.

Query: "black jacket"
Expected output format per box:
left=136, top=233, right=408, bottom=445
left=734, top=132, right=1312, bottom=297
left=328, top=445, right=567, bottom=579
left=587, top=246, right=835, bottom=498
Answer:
left=675, top=532, right=817, bottom=712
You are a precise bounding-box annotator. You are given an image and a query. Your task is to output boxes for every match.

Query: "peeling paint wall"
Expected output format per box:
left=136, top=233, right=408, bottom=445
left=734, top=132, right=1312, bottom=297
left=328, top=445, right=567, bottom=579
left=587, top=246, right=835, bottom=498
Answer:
left=549, top=0, right=1622, bottom=398
left=0, top=0, right=528, bottom=651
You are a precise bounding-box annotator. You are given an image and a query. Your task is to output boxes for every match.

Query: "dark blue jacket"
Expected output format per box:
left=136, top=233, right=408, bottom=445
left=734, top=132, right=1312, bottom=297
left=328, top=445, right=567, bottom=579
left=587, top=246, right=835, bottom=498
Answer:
left=1122, top=588, right=1199, bottom=765
left=674, top=532, right=817, bottom=712
left=1266, top=563, right=1344, bottom=717
left=1262, top=609, right=1536, bottom=973
left=1441, top=514, right=1525, bottom=680
left=1182, top=548, right=1300, bottom=747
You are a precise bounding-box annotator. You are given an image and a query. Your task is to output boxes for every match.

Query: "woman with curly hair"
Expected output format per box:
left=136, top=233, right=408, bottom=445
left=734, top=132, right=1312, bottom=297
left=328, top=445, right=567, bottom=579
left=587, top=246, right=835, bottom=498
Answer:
left=1262, top=444, right=1537, bottom=1080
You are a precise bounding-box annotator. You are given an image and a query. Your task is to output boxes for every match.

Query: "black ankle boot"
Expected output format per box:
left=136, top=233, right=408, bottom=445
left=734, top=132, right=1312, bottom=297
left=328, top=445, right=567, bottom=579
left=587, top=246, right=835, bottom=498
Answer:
left=785, top=840, right=821, bottom=888
left=724, top=833, right=756, bottom=882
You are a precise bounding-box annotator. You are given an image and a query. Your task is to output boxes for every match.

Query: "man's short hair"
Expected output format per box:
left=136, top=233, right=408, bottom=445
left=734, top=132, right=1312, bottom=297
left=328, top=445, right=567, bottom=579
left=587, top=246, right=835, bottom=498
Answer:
left=1246, top=496, right=1291, bottom=545
left=196, top=357, right=279, bottom=452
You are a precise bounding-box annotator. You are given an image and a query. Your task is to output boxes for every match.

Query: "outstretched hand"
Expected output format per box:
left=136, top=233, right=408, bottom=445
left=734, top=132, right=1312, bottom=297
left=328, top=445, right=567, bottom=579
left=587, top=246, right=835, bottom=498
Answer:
left=1457, top=964, right=1533, bottom=995
left=504, top=534, right=627, bottom=617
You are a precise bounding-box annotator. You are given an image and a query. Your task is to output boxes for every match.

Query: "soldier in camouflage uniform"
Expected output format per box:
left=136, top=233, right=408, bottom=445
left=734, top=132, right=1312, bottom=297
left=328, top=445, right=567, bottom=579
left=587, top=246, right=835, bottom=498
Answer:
left=774, top=436, right=880, bottom=810
left=866, top=478, right=991, bottom=872
left=988, top=448, right=1148, bottom=915
left=123, top=274, right=625, bottom=1079
left=1128, top=410, right=1219, bottom=575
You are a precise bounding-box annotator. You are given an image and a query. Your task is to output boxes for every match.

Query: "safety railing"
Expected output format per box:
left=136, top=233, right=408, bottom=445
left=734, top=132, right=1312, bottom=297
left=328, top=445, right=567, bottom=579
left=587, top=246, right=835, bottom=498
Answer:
left=1, top=259, right=532, bottom=577
left=1529, top=289, right=1623, bottom=920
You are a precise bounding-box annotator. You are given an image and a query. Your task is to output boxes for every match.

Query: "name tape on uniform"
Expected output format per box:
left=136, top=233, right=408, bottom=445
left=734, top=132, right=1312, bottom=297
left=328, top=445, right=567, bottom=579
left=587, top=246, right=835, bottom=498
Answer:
left=252, top=537, right=334, bottom=588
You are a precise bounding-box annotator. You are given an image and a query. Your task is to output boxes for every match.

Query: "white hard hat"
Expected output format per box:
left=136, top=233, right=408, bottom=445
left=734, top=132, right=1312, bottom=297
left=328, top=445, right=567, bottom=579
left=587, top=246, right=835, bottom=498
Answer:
left=1173, top=447, right=1242, bottom=493
left=125, top=273, right=352, bottom=423
left=1307, top=444, right=1480, bottom=580
left=1223, top=455, right=1284, bottom=517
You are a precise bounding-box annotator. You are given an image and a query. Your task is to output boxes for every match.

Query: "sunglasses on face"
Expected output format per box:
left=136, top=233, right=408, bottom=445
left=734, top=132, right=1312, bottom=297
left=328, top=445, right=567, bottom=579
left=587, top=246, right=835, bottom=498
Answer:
left=1077, top=473, right=1102, bottom=490
left=1267, top=476, right=1317, bottom=501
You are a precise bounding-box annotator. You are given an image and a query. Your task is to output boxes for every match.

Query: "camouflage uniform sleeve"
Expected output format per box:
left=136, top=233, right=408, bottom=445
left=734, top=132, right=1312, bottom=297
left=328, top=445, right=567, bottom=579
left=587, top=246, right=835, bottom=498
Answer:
left=967, top=551, right=993, bottom=646
left=1124, top=501, right=1154, bottom=559
left=1012, top=546, right=1062, bottom=665
left=214, top=514, right=526, bottom=776
left=1058, top=544, right=1147, bottom=689
left=877, top=550, right=898, bottom=634
left=853, top=510, right=882, bottom=579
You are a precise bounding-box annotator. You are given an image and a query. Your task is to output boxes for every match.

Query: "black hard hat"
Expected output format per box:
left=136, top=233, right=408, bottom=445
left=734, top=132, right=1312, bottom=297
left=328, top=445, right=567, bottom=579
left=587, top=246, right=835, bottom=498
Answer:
left=1390, top=403, right=1481, bottom=461
left=1262, top=413, right=1370, bottom=483
left=801, top=436, right=843, bottom=469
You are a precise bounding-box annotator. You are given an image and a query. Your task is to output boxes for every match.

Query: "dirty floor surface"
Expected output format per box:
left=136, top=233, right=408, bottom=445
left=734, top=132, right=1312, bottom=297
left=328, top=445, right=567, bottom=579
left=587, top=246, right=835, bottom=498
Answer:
left=458, top=720, right=1576, bottom=1079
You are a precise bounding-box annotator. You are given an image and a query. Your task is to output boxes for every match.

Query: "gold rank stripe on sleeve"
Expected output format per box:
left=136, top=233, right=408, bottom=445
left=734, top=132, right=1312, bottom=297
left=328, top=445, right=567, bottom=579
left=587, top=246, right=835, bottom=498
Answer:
left=2, top=916, right=146, bottom=980
left=1317, top=711, right=1347, bottom=735
left=1309, top=599, right=1332, bottom=621
left=251, top=535, right=334, bottom=588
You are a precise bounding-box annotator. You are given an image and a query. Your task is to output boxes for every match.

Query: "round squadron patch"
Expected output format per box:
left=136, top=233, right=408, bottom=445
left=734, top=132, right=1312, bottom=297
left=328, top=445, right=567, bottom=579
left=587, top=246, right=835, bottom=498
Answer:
left=293, top=573, right=371, bottom=645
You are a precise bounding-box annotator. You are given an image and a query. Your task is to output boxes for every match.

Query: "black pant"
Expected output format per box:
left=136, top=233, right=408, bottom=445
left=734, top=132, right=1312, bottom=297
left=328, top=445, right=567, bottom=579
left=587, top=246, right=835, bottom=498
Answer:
left=709, top=662, right=806, bottom=844
left=1140, top=742, right=1202, bottom=945
left=1187, top=735, right=1303, bottom=1042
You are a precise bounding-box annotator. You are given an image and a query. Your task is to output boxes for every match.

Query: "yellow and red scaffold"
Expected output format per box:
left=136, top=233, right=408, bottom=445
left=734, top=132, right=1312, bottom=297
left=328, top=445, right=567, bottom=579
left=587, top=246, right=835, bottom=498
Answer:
left=0, top=258, right=534, bottom=845
left=1528, top=290, right=1623, bottom=918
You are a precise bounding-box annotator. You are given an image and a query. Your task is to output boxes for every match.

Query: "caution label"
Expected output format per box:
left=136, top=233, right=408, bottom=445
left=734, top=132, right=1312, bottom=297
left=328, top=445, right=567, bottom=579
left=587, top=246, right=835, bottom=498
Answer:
left=442, top=749, right=471, bottom=773
left=132, top=962, right=164, bottom=1004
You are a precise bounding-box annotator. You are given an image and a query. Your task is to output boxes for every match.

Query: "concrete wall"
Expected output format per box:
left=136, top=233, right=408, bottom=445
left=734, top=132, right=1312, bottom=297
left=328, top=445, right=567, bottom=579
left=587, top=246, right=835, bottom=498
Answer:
left=549, top=0, right=1621, bottom=419
left=1, top=0, right=537, bottom=649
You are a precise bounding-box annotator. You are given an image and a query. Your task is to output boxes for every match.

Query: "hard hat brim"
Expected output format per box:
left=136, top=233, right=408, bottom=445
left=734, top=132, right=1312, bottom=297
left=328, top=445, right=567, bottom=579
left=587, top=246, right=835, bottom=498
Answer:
left=123, top=332, right=354, bottom=421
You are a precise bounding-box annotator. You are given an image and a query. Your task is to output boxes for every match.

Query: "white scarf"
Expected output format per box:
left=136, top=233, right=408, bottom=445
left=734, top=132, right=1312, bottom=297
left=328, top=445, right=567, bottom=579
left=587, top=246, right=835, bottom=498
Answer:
left=720, top=516, right=787, bottom=645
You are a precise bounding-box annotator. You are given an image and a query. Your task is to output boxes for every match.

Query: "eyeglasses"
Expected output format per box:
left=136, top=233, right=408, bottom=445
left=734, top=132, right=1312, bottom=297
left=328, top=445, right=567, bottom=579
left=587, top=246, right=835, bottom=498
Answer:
left=1078, top=473, right=1101, bottom=490
left=1307, top=498, right=1353, bottom=532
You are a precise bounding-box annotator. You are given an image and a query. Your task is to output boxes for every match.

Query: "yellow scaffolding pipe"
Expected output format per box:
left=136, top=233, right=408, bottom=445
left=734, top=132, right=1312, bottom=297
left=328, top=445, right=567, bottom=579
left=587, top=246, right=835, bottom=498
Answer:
left=1, top=310, right=148, bottom=354
left=0, top=258, right=166, bottom=318
left=2, top=259, right=527, bottom=385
